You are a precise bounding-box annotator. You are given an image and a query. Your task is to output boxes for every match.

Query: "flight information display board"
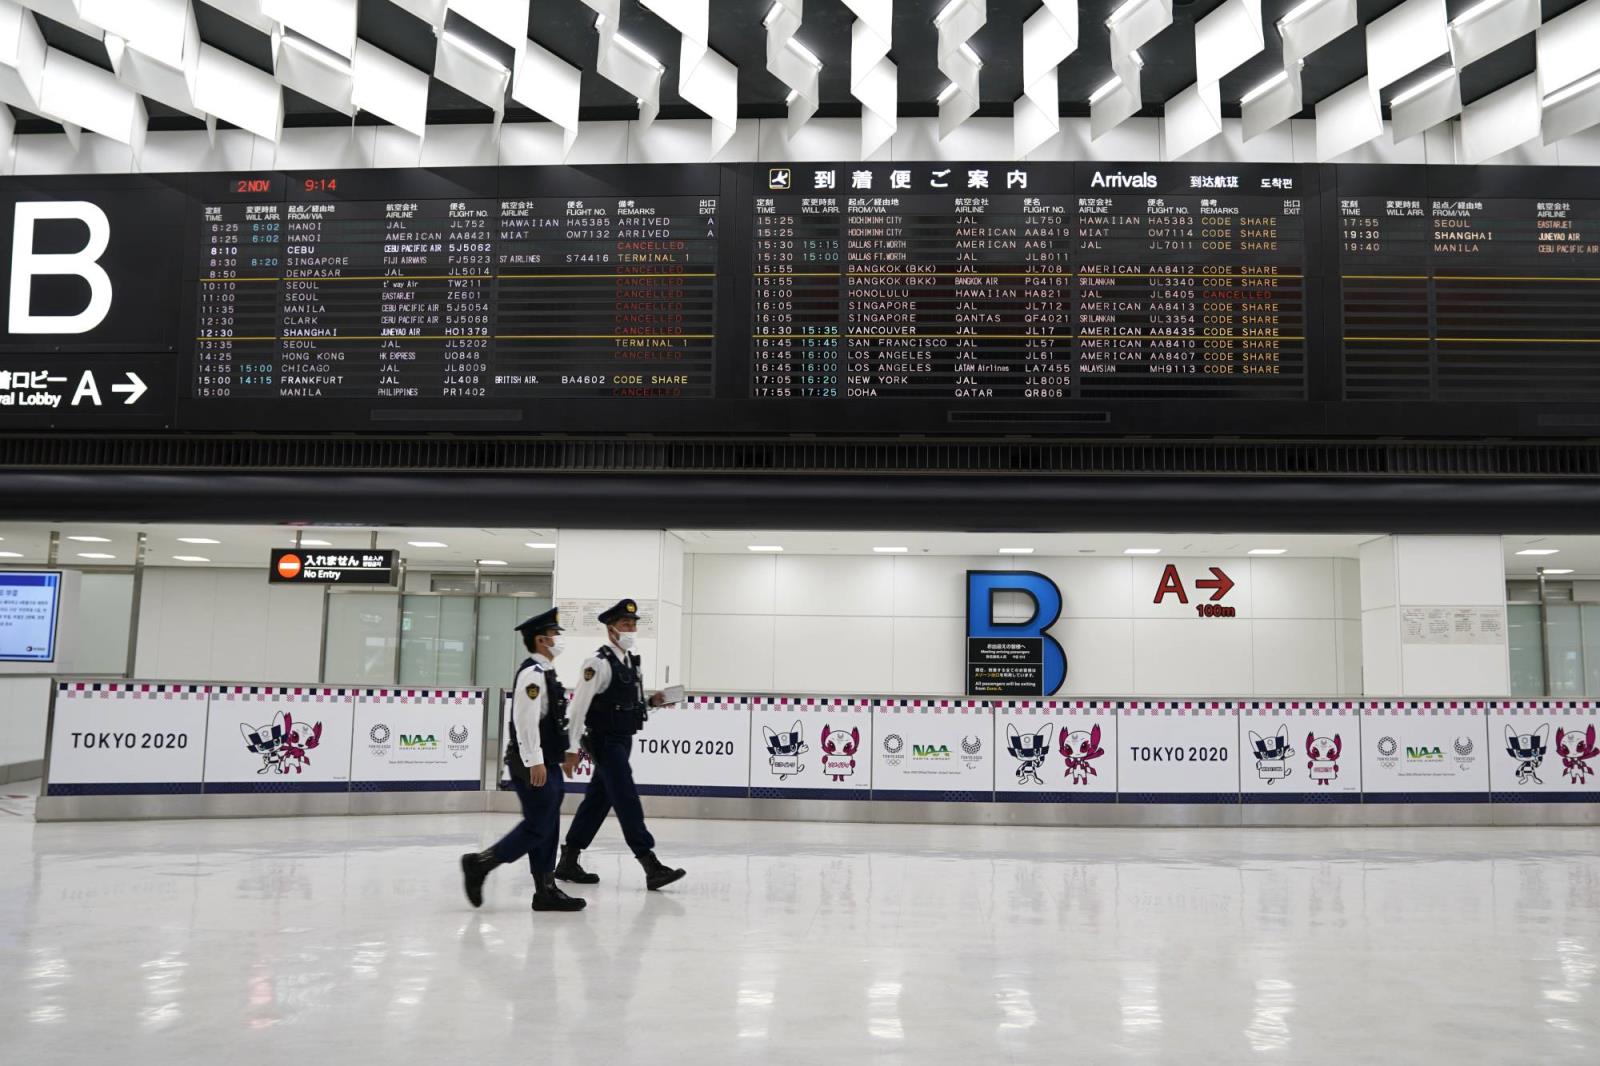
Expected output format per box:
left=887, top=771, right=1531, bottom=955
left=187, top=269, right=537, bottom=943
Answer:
left=6, top=161, right=1600, bottom=437
left=1339, top=166, right=1600, bottom=403
left=189, top=166, right=723, bottom=411
left=750, top=163, right=1313, bottom=401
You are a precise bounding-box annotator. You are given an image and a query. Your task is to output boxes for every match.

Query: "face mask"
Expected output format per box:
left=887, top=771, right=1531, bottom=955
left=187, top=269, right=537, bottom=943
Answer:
left=614, top=632, right=637, bottom=651
left=547, top=638, right=566, bottom=658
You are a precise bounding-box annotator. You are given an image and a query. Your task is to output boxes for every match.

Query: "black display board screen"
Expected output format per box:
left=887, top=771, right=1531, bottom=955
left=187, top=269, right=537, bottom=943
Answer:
left=3, top=162, right=1600, bottom=437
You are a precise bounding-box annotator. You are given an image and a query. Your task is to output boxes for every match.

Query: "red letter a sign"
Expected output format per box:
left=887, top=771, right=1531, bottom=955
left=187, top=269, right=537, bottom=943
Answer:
left=1153, top=563, right=1188, bottom=604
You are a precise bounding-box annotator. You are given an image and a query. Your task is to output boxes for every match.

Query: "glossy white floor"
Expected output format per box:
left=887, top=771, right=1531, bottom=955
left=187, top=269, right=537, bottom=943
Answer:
left=2, top=788, right=1597, bottom=1065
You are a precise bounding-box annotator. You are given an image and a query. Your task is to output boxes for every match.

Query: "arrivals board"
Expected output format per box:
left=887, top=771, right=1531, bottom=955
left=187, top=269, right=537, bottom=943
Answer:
left=5, top=162, right=1600, bottom=436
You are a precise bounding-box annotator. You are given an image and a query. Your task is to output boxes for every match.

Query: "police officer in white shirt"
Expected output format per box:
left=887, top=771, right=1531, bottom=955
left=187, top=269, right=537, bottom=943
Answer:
left=554, top=598, right=686, bottom=891
left=460, top=608, right=585, bottom=912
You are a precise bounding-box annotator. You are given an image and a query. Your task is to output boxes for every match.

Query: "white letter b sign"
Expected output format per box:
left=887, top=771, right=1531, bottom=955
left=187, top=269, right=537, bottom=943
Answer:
left=9, top=201, right=113, bottom=334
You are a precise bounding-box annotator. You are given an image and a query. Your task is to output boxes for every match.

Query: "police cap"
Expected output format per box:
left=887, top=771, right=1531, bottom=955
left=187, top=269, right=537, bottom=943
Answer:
left=596, top=599, right=639, bottom=625
left=513, top=607, right=562, bottom=637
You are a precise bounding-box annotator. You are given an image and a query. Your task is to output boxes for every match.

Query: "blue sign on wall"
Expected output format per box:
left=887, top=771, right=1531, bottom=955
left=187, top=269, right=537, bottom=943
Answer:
left=0, top=571, right=62, bottom=662
left=965, top=570, right=1067, bottom=696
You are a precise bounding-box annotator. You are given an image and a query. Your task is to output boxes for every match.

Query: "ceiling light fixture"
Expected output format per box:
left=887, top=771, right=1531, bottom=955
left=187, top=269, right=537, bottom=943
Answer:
left=1545, top=69, right=1600, bottom=108
left=1389, top=68, right=1456, bottom=108
left=1516, top=548, right=1560, bottom=556
left=1277, top=0, right=1332, bottom=30
left=936, top=81, right=960, bottom=105
left=299, top=538, right=332, bottom=547
left=1541, top=568, right=1575, bottom=575
left=1089, top=75, right=1125, bottom=105
left=998, top=547, right=1035, bottom=555
left=68, top=535, right=111, bottom=543
left=1124, top=548, right=1162, bottom=555
left=77, top=553, right=116, bottom=560
left=747, top=545, right=784, bottom=553
left=785, top=37, right=823, bottom=69
left=178, top=537, right=220, bottom=545
left=408, top=541, right=448, bottom=548
left=1450, top=0, right=1517, bottom=28
left=873, top=546, right=909, bottom=554
left=958, top=43, right=982, bottom=68
left=1106, top=0, right=1149, bottom=27
left=1249, top=548, right=1288, bottom=555
left=1240, top=69, right=1290, bottom=106
left=173, top=555, right=210, bottom=563
left=0, top=551, right=22, bottom=558
left=478, top=559, right=507, bottom=566
left=440, top=29, right=507, bottom=71
left=524, top=542, right=557, bottom=550
left=595, top=15, right=666, bottom=72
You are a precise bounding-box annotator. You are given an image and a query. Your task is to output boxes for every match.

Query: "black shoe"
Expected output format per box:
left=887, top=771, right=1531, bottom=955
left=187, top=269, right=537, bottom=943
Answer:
left=555, top=845, right=600, bottom=885
left=532, top=874, right=587, bottom=912
left=636, top=850, right=686, bottom=891
left=460, top=851, right=496, bottom=908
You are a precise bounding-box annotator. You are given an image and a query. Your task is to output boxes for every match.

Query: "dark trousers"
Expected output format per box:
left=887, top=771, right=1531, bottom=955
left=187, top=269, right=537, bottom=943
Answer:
left=565, top=734, right=655, bottom=856
left=491, top=763, right=566, bottom=876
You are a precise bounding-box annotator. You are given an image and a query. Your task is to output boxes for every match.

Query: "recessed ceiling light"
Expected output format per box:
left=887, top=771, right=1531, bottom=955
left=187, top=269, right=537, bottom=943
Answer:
left=299, top=539, right=332, bottom=547
left=408, top=541, right=448, bottom=548
left=173, top=555, right=210, bottom=563
left=873, top=546, right=908, bottom=554
left=747, top=545, right=784, bottom=553
left=68, top=535, right=110, bottom=543
left=1542, top=568, right=1575, bottom=575
left=0, top=551, right=22, bottom=558
left=1249, top=548, right=1288, bottom=555
left=1124, top=548, right=1162, bottom=555
left=478, top=559, right=507, bottom=566
left=77, top=552, right=116, bottom=560
left=1516, top=549, right=1560, bottom=556
left=178, top=537, right=220, bottom=545
left=998, top=547, right=1034, bottom=555
left=524, top=542, right=556, bottom=549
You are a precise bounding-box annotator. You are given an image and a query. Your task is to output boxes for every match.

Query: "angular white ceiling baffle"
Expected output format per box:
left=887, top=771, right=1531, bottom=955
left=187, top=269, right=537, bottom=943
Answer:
left=15, top=0, right=104, bottom=39
left=1012, top=0, right=1076, bottom=156
left=766, top=0, right=820, bottom=139
left=386, top=0, right=446, bottom=28
left=39, top=46, right=146, bottom=152
left=79, top=0, right=189, bottom=69
left=934, top=0, right=985, bottom=140
left=1092, top=0, right=1171, bottom=140
left=0, top=0, right=48, bottom=110
left=843, top=0, right=895, bottom=156
left=351, top=40, right=429, bottom=138
left=1389, top=67, right=1461, bottom=143
left=1459, top=71, right=1540, bottom=161
left=198, top=0, right=276, bottom=34
left=262, top=0, right=358, bottom=60
left=1243, top=0, right=1355, bottom=141
left=511, top=37, right=582, bottom=154
left=1448, top=0, right=1539, bottom=69
left=1366, top=0, right=1454, bottom=143
left=581, top=0, right=664, bottom=127
left=642, top=0, right=740, bottom=155
left=433, top=25, right=512, bottom=122
left=273, top=30, right=355, bottom=117
left=1315, top=75, right=1381, bottom=161
left=1164, top=0, right=1262, bottom=158
left=193, top=41, right=283, bottom=141
left=1537, top=0, right=1600, bottom=142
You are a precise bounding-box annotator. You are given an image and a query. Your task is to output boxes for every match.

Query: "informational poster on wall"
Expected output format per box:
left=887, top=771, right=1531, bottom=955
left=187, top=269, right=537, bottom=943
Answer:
left=631, top=695, right=751, bottom=797
left=1400, top=606, right=1507, bottom=645
left=45, top=682, right=210, bottom=796
left=1117, top=701, right=1240, bottom=802
left=1489, top=701, right=1600, bottom=800
left=1360, top=701, right=1490, bottom=801
left=350, top=689, right=483, bottom=791
left=0, top=570, right=61, bottom=661
left=203, top=686, right=355, bottom=793
left=554, top=598, right=658, bottom=639
left=870, top=699, right=993, bottom=801
left=993, top=701, right=1116, bottom=802
left=1239, top=701, right=1361, bottom=802
left=749, top=696, right=872, bottom=799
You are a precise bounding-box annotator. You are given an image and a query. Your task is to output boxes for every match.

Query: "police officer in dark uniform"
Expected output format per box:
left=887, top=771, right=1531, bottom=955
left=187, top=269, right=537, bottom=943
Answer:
left=460, top=608, right=585, bottom=912
left=554, top=598, right=686, bottom=891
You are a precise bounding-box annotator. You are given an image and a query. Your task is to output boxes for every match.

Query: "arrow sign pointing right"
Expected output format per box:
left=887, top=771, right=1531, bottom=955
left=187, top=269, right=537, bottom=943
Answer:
left=111, top=372, right=147, bottom=406
left=1194, top=566, right=1234, bottom=601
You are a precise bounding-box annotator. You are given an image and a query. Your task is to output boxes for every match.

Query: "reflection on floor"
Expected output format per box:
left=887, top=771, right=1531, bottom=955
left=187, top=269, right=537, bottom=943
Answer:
left=2, top=798, right=1597, bottom=1063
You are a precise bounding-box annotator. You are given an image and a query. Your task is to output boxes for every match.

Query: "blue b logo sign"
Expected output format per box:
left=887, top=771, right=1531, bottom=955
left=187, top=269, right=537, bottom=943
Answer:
left=966, top=571, right=1067, bottom=696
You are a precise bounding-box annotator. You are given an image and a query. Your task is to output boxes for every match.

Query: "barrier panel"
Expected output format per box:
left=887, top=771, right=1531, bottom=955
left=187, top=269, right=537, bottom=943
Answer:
left=38, top=683, right=1600, bottom=822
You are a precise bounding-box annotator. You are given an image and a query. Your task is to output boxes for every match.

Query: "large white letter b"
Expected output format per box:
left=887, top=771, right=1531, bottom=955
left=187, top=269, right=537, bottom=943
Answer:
left=9, top=201, right=113, bottom=334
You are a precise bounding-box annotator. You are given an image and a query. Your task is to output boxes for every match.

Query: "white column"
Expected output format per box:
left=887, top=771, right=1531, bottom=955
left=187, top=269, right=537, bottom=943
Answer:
left=552, top=530, right=686, bottom=690
left=1359, top=535, right=1509, bottom=696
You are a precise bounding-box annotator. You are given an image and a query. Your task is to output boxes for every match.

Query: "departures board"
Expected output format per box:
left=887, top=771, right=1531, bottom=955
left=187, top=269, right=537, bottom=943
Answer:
left=2, top=161, right=1600, bottom=437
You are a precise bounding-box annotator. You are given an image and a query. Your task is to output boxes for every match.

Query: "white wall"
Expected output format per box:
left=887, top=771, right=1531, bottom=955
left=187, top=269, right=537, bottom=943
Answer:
left=686, top=553, right=1362, bottom=697
left=133, top=568, right=325, bottom=682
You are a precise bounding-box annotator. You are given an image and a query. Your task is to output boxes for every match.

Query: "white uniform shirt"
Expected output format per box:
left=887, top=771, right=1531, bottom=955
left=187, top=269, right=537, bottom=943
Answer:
left=565, top=640, right=635, bottom=738
left=510, top=652, right=577, bottom=767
